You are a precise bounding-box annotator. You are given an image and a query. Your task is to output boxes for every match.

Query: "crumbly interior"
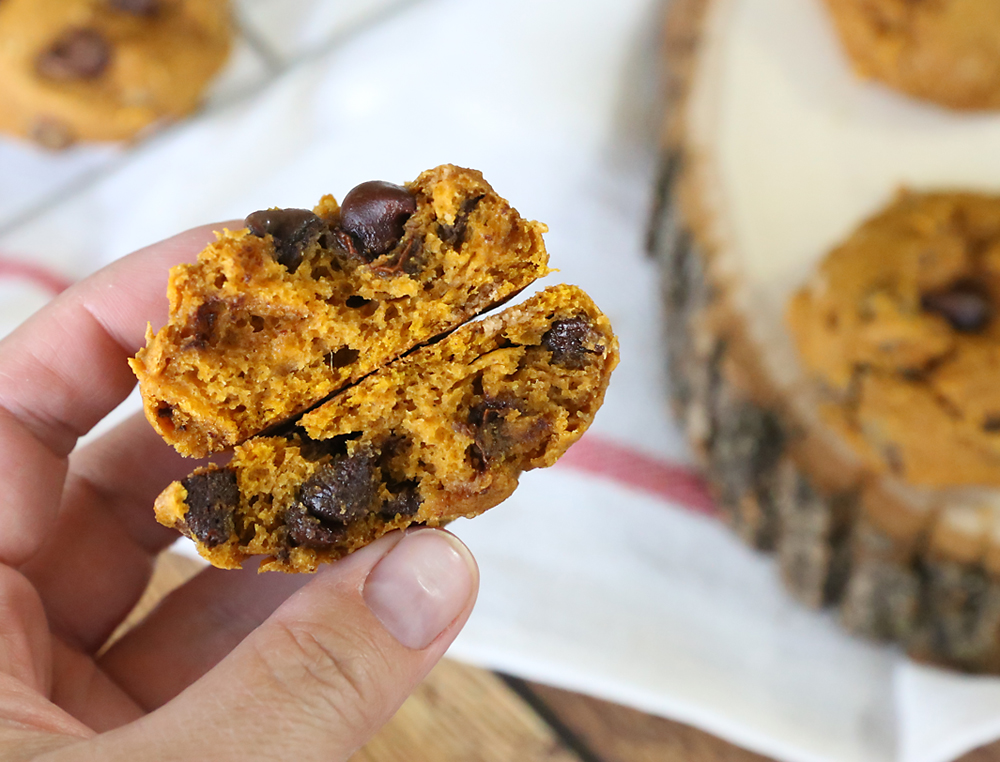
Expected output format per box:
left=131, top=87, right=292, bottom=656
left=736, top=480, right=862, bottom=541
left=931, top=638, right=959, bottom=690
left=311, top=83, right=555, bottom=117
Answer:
left=131, top=164, right=550, bottom=457
left=788, top=191, right=1000, bottom=487
left=154, top=285, right=618, bottom=572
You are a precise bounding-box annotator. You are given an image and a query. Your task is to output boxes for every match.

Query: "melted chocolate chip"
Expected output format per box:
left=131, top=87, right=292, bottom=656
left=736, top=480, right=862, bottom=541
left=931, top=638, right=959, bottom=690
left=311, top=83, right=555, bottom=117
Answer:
left=542, top=317, right=595, bottom=369
left=182, top=470, right=238, bottom=548
left=984, top=415, right=1000, bottom=433
left=37, top=29, right=111, bottom=81
left=245, top=208, right=326, bottom=273
left=370, top=236, right=424, bottom=277
left=296, top=452, right=378, bottom=525
left=284, top=505, right=344, bottom=549
left=109, top=0, right=162, bottom=15
left=467, top=398, right=515, bottom=470
left=339, top=181, right=416, bottom=260
left=921, top=282, right=993, bottom=333
left=437, top=195, right=484, bottom=250
left=380, top=481, right=422, bottom=519
left=187, top=298, right=223, bottom=347
left=466, top=397, right=552, bottom=470
left=469, top=397, right=514, bottom=429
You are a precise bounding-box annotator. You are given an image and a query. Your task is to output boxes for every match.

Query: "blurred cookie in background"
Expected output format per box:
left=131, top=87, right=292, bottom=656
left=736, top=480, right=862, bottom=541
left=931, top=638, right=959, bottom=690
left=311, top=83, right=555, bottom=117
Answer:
left=0, top=0, right=232, bottom=149
left=658, top=0, right=1000, bottom=672
left=788, top=191, right=1000, bottom=488
left=823, top=0, right=1000, bottom=110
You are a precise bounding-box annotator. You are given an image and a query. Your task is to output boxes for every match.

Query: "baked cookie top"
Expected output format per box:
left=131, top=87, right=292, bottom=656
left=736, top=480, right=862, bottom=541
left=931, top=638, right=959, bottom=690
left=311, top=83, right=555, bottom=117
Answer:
left=130, top=165, right=551, bottom=457
left=788, top=191, right=1000, bottom=487
left=0, top=0, right=232, bottom=147
left=823, top=0, right=1000, bottom=110
left=154, top=284, right=618, bottom=572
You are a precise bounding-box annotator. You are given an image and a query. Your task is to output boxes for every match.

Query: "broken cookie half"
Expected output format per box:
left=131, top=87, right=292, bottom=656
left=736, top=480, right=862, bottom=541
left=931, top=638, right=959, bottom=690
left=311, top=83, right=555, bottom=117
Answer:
left=130, top=164, right=550, bottom=458
left=154, top=285, right=618, bottom=572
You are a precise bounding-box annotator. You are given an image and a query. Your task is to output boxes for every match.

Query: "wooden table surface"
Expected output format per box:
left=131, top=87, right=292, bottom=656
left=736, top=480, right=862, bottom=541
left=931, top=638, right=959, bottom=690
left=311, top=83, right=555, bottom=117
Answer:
left=132, top=552, right=999, bottom=762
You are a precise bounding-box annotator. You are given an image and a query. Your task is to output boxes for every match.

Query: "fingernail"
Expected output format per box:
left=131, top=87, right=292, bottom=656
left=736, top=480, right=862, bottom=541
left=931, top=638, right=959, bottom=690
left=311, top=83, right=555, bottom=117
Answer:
left=363, top=530, right=477, bottom=650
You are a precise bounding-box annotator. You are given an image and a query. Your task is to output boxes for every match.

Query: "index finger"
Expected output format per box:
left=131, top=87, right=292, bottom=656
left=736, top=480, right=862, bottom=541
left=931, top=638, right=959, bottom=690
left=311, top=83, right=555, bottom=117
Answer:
left=0, top=223, right=232, bottom=566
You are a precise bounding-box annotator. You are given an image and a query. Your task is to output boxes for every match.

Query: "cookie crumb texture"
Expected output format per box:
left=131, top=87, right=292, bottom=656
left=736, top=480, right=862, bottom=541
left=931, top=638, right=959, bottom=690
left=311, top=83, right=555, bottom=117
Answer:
left=131, top=165, right=550, bottom=458
left=789, top=191, right=1000, bottom=487
left=154, top=285, right=617, bottom=572
left=823, top=0, right=1000, bottom=110
left=0, top=0, right=232, bottom=146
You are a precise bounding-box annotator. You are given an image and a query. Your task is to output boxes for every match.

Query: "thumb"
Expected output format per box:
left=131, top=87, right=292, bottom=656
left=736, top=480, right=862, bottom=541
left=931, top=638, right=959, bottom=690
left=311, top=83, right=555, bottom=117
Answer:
left=81, top=528, right=478, bottom=762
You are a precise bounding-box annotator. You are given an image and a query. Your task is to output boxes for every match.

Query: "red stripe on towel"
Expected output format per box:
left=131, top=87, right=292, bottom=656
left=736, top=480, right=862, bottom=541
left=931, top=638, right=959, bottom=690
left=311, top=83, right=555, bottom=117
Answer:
left=0, top=259, right=72, bottom=295
left=556, top=433, right=717, bottom=516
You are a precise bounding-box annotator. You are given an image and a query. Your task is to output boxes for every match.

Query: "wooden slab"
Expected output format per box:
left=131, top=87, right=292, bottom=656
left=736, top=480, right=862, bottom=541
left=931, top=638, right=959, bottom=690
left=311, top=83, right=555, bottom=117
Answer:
left=515, top=679, right=770, bottom=762
left=120, top=552, right=1000, bottom=762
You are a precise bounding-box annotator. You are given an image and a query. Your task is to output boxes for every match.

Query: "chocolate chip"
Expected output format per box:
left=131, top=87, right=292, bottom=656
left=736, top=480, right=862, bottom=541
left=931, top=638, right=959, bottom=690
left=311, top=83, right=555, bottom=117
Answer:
left=186, top=298, right=223, bottom=347
left=339, top=181, right=416, bottom=260
left=37, top=29, right=111, bottom=81
left=284, top=505, right=343, bottom=549
left=295, top=452, right=378, bottom=525
left=182, top=470, right=238, bottom=548
left=921, top=282, right=993, bottom=333
left=466, top=398, right=552, bottom=470
left=984, top=415, right=1000, bottom=433
left=469, top=397, right=514, bottom=429
left=296, top=431, right=359, bottom=462
left=438, top=195, right=484, bottom=249
left=380, top=481, right=422, bottom=519
left=245, top=208, right=326, bottom=273
left=109, top=0, right=162, bottom=15
left=542, top=317, right=595, bottom=369
left=467, top=398, right=515, bottom=470
left=370, top=236, right=425, bottom=277
left=326, top=346, right=360, bottom=369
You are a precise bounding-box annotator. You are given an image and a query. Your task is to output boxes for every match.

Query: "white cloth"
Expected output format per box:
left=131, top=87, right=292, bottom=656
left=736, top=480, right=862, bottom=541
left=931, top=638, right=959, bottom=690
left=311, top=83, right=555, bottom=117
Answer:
left=3, top=2, right=1000, bottom=762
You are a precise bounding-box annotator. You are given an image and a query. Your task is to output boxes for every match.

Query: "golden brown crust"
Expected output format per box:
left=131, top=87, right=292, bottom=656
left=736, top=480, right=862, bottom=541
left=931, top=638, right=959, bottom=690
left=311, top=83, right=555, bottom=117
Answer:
left=131, top=165, right=551, bottom=457
left=822, top=0, right=1000, bottom=111
left=155, top=285, right=618, bottom=572
left=0, top=0, right=232, bottom=146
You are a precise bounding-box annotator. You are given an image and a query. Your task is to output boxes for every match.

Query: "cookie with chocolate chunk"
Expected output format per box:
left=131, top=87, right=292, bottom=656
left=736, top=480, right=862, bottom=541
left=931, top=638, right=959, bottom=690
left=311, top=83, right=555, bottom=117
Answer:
left=788, top=191, right=1000, bottom=487
left=131, top=165, right=551, bottom=457
left=154, top=285, right=618, bottom=572
left=823, top=0, right=1000, bottom=111
left=0, top=0, right=232, bottom=148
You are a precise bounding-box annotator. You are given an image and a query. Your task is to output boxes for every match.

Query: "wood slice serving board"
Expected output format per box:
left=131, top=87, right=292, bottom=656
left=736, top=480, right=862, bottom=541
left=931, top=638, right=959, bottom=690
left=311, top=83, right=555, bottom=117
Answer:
left=654, top=0, right=1000, bottom=671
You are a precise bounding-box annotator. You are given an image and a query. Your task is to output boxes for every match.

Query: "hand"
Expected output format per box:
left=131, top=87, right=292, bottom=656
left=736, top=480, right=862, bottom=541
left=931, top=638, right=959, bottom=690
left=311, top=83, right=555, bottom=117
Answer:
left=0, top=225, right=479, bottom=761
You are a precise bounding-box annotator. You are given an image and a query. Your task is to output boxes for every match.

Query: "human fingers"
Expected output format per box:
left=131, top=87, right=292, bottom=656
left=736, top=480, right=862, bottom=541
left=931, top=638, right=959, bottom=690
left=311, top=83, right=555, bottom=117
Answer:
left=0, top=221, right=235, bottom=568
left=61, top=529, right=478, bottom=762
left=98, top=561, right=309, bottom=710
left=20, top=414, right=197, bottom=654
left=0, top=564, right=95, bottom=747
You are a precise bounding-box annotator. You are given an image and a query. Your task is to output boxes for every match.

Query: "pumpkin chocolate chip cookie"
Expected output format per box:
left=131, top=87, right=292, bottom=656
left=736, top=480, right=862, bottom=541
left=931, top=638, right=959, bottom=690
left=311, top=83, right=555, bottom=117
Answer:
left=823, top=0, right=1000, bottom=110
left=130, top=165, right=551, bottom=458
left=0, top=0, right=232, bottom=148
left=788, top=191, right=1000, bottom=487
left=154, top=285, right=618, bottom=572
